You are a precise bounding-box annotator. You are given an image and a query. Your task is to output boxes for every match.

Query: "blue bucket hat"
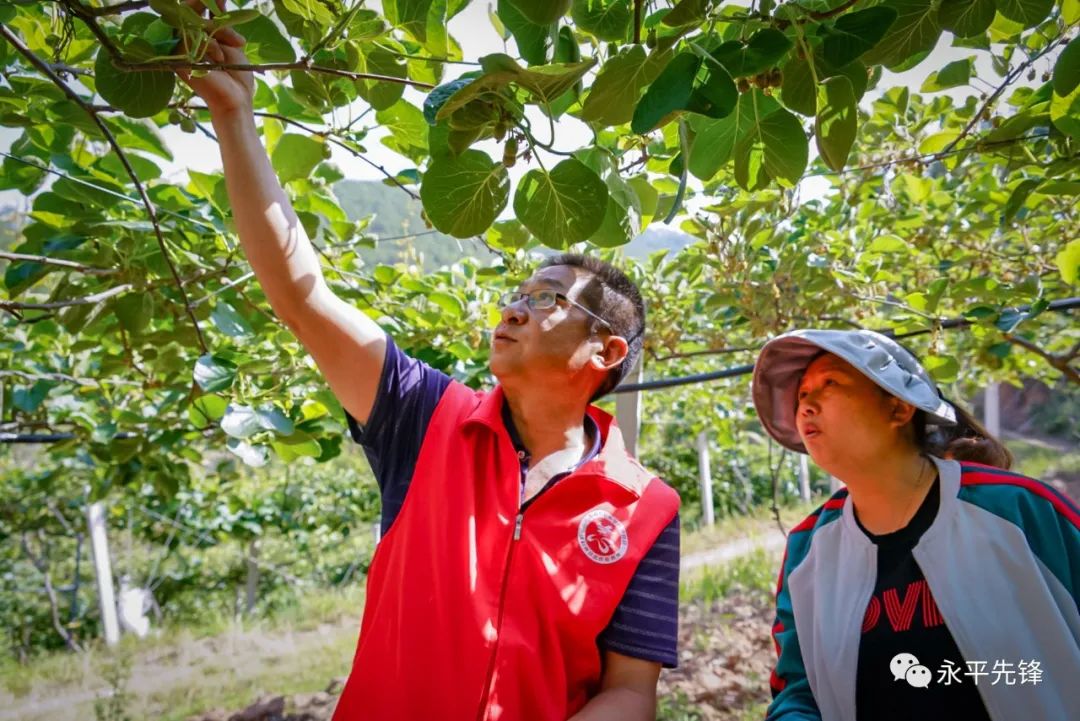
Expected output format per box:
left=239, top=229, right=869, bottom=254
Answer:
left=752, top=329, right=958, bottom=454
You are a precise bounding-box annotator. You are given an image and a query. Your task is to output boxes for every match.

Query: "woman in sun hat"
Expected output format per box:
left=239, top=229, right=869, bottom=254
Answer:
left=752, top=328, right=1080, bottom=721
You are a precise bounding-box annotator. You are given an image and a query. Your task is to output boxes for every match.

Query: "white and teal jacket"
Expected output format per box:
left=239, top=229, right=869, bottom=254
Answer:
left=766, top=456, right=1080, bottom=721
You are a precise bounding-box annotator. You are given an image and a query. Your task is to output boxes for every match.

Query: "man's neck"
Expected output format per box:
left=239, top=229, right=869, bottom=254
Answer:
left=503, top=388, right=591, bottom=467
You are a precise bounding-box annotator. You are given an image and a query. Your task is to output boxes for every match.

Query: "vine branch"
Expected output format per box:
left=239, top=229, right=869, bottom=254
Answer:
left=1004, top=334, right=1080, bottom=385
left=941, top=33, right=1071, bottom=156
left=0, top=24, right=208, bottom=352
left=59, top=0, right=434, bottom=89
left=0, top=251, right=117, bottom=276
left=0, top=283, right=134, bottom=311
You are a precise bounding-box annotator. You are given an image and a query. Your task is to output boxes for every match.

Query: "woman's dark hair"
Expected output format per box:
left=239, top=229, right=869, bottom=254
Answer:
left=885, top=336, right=1013, bottom=469
left=913, top=400, right=1013, bottom=469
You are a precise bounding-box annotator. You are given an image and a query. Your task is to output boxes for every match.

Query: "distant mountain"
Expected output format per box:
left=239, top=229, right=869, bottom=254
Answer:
left=332, top=180, right=695, bottom=269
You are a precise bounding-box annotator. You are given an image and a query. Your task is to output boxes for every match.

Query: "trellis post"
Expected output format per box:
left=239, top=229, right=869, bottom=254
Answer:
left=86, top=500, right=120, bottom=645
left=696, top=431, right=715, bottom=527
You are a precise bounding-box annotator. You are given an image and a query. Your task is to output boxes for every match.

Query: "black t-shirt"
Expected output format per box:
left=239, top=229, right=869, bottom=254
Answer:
left=855, top=477, right=991, bottom=721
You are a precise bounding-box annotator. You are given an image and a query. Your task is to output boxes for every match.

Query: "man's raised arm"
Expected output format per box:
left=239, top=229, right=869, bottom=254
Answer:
left=179, top=13, right=386, bottom=425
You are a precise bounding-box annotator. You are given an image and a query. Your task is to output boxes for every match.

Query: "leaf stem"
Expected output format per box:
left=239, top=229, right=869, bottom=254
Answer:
left=663, top=118, right=690, bottom=224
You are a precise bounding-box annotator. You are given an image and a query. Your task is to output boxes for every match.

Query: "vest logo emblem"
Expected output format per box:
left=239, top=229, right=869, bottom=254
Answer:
left=577, top=509, right=628, bottom=564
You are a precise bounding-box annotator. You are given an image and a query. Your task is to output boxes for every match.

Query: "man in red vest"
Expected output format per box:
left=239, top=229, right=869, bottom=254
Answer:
left=180, top=19, right=681, bottom=720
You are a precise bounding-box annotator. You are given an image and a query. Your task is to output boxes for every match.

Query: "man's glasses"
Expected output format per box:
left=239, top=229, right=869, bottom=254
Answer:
left=497, top=290, right=612, bottom=331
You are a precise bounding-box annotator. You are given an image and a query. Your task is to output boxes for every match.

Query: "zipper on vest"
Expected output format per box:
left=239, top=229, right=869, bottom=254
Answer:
left=476, top=451, right=570, bottom=718
left=476, top=511, right=524, bottom=720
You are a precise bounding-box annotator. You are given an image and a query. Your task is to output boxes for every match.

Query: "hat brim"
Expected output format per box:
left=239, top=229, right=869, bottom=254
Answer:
left=751, top=332, right=957, bottom=454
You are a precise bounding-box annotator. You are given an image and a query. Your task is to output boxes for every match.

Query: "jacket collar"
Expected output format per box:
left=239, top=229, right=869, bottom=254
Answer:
left=462, top=386, right=654, bottom=498
left=840, top=455, right=962, bottom=549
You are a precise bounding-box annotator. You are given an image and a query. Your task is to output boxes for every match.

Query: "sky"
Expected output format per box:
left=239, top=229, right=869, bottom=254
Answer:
left=0, top=2, right=1061, bottom=222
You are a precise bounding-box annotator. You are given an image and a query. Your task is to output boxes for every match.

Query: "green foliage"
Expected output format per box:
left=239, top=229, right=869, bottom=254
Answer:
left=0, top=0, right=1077, bottom=659
left=680, top=548, right=779, bottom=606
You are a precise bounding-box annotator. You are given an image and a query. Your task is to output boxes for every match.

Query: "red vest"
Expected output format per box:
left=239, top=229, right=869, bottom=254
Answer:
left=332, top=382, right=680, bottom=720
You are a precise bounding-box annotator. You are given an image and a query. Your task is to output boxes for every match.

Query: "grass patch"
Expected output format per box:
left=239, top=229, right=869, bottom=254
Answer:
left=1006, top=437, right=1080, bottom=482
left=680, top=547, right=781, bottom=606
left=681, top=500, right=818, bottom=557
left=2, top=584, right=365, bottom=721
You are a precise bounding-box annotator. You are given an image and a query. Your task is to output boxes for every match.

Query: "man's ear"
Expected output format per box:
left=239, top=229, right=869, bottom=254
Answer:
left=889, top=397, right=918, bottom=427
left=591, top=335, right=628, bottom=372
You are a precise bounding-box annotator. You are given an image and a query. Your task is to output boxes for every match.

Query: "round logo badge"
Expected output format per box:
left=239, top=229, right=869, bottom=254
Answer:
left=577, top=509, right=628, bottom=564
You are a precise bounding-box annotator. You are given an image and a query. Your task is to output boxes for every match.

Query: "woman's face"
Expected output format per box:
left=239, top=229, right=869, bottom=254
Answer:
left=795, top=353, right=913, bottom=472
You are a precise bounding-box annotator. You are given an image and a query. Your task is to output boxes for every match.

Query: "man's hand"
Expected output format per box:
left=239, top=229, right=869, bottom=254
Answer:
left=568, top=651, right=661, bottom=720
left=175, top=1, right=255, bottom=118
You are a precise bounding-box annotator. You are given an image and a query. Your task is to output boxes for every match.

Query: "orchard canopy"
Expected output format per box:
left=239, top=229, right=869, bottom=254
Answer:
left=0, top=0, right=1077, bottom=499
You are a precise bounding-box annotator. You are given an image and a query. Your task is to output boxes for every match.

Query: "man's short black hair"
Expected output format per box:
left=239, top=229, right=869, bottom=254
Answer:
left=539, top=253, right=645, bottom=401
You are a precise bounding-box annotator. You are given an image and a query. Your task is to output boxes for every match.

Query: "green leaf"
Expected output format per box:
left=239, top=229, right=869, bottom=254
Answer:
left=780, top=55, right=816, bottom=116
left=918, top=130, right=960, bottom=154
left=1051, top=38, right=1080, bottom=140
left=822, top=6, right=899, bottom=67
left=423, top=77, right=475, bottom=125
left=1056, top=238, right=1079, bottom=285
left=1003, top=178, right=1041, bottom=223
left=938, top=0, right=996, bottom=37
left=420, top=150, right=510, bottom=238
left=923, top=354, right=959, bottom=383
left=631, top=51, right=736, bottom=133
left=734, top=100, right=808, bottom=191
left=663, top=0, right=709, bottom=26
left=993, top=0, right=1053, bottom=28
left=210, top=300, right=253, bottom=337
left=354, top=47, right=408, bottom=111
left=271, top=430, right=322, bottom=460
left=708, top=29, right=793, bottom=78
left=114, top=293, right=153, bottom=334
left=256, top=404, right=295, bottom=435
left=222, top=404, right=261, bottom=438
left=1065, top=0, right=1080, bottom=24
left=377, top=100, right=429, bottom=164
left=571, top=0, right=631, bottom=42
left=1039, top=181, right=1080, bottom=195
left=487, top=219, right=533, bottom=250
left=507, top=0, right=570, bottom=25
left=589, top=172, right=640, bottom=247
left=867, top=234, right=908, bottom=253
left=94, top=47, right=175, bottom=119
left=498, top=0, right=554, bottom=65
left=513, top=158, right=608, bottom=249
left=860, top=0, right=941, bottom=70
left=1053, top=36, right=1080, bottom=99
left=194, top=354, right=237, bottom=392
left=384, top=0, right=436, bottom=44
left=921, top=57, right=973, bottom=92
left=103, top=116, right=173, bottom=160
left=815, top=76, right=857, bottom=172
left=473, top=53, right=596, bottom=105
left=227, top=438, right=269, bottom=467
left=632, top=52, right=699, bottom=132
left=428, top=290, right=465, bottom=316
left=271, top=134, right=326, bottom=183
left=235, top=15, right=296, bottom=63
left=12, top=381, right=52, bottom=413
left=349, top=8, right=388, bottom=39
left=189, top=394, right=228, bottom=427
left=581, top=46, right=672, bottom=126
left=688, top=91, right=763, bottom=180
